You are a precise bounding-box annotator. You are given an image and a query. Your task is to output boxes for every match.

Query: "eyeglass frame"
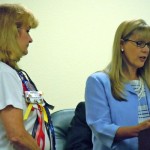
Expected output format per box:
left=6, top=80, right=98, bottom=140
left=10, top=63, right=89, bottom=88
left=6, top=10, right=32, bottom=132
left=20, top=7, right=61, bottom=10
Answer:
left=122, top=39, right=150, bottom=49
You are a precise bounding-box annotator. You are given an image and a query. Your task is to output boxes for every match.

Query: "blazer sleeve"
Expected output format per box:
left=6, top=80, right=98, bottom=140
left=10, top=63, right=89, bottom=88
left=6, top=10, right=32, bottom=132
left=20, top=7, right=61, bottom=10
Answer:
left=85, top=73, right=120, bottom=148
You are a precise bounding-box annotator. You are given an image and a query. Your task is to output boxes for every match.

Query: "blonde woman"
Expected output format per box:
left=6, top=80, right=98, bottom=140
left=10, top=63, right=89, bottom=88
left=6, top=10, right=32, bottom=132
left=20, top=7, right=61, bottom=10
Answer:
left=0, top=4, right=54, bottom=150
left=85, top=19, right=150, bottom=150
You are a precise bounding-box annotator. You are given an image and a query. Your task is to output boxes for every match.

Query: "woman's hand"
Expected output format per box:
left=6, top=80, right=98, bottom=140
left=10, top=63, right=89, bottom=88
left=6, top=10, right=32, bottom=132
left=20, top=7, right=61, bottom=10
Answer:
left=137, top=119, right=150, bottom=131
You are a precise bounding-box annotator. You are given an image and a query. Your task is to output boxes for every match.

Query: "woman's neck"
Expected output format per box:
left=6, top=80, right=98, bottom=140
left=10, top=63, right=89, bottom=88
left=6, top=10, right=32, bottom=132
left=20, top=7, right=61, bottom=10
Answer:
left=123, top=69, right=138, bottom=80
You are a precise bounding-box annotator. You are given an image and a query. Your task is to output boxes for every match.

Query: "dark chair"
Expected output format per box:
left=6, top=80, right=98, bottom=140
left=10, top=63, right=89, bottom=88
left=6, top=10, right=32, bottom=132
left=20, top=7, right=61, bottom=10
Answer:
left=51, top=109, right=75, bottom=150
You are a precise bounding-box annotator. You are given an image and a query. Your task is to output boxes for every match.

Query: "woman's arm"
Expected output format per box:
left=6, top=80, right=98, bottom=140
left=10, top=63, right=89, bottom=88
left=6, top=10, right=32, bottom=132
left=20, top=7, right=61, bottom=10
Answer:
left=0, top=105, right=40, bottom=150
left=115, top=119, right=150, bottom=141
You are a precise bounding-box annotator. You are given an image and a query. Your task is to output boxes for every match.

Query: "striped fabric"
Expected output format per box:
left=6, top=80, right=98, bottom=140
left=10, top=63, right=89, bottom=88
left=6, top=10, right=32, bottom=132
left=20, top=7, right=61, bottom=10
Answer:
left=130, top=78, right=150, bottom=123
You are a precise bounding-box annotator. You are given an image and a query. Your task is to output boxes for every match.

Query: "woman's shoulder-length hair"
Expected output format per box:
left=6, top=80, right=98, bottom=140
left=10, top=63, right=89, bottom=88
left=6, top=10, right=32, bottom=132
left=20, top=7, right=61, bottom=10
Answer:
left=0, top=3, right=38, bottom=69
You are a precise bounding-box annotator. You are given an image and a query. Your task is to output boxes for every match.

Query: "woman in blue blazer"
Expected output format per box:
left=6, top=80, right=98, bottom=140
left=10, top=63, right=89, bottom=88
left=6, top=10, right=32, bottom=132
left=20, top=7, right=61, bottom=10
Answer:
left=85, top=19, right=150, bottom=150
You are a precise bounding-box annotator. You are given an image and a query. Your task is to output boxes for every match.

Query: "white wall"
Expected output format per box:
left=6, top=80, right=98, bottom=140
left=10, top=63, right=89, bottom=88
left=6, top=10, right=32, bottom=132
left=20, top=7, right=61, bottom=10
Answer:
left=1, top=0, right=150, bottom=112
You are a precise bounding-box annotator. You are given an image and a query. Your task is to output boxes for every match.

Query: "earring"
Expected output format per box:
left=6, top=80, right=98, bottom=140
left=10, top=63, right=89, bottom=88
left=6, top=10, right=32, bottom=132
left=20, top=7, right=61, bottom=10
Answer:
left=121, top=48, right=124, bottom=52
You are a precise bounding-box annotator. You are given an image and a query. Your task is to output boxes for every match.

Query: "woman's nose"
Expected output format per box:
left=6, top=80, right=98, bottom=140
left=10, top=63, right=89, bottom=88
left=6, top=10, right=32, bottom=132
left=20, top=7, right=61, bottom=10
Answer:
left=142, top=45, right=149, bottom=52
left=29, top=35, right=33, bottom=43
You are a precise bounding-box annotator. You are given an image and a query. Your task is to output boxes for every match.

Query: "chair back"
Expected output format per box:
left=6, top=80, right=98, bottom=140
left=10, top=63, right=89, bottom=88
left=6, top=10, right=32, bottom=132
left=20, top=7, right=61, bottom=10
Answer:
left=51, top=109, right=75, bottom=150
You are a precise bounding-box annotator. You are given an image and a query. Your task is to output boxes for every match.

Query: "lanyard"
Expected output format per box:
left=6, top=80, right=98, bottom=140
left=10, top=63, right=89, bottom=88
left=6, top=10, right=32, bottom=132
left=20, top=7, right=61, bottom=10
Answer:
left=17, top=69, right=56, bottom=150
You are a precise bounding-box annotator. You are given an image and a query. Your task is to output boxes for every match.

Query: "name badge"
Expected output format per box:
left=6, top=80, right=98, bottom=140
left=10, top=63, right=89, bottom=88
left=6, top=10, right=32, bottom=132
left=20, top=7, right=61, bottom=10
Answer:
left=25, top=91, right=44, bottom=105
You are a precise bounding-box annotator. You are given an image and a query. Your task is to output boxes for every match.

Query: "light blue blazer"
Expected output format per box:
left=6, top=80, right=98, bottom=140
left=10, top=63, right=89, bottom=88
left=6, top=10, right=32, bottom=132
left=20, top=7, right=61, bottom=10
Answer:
left=85, top=72, right=150, bottom=150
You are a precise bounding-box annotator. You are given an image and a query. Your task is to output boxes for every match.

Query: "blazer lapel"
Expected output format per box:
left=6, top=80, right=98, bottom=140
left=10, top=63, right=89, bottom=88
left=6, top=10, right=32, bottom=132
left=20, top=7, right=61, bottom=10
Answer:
left=124, top=82, right=136, bottom=94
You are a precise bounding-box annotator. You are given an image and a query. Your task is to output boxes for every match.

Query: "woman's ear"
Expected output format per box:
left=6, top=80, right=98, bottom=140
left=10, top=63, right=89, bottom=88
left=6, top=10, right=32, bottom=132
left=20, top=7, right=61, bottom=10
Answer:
left=120, top=39, right=124, bottom=52
left=120, top=39, right=124, bottom=45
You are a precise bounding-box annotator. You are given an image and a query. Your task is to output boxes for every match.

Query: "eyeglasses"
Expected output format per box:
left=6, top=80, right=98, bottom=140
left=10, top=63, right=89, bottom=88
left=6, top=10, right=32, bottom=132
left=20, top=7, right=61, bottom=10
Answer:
left=123, top=39, right=150, bottom=49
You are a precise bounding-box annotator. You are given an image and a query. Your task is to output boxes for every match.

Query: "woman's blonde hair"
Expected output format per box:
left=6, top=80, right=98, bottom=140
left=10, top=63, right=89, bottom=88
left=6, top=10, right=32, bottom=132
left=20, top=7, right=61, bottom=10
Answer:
left=104, top=19, right=150, bottom=101
left=0, top=3, right=38, bottom=69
